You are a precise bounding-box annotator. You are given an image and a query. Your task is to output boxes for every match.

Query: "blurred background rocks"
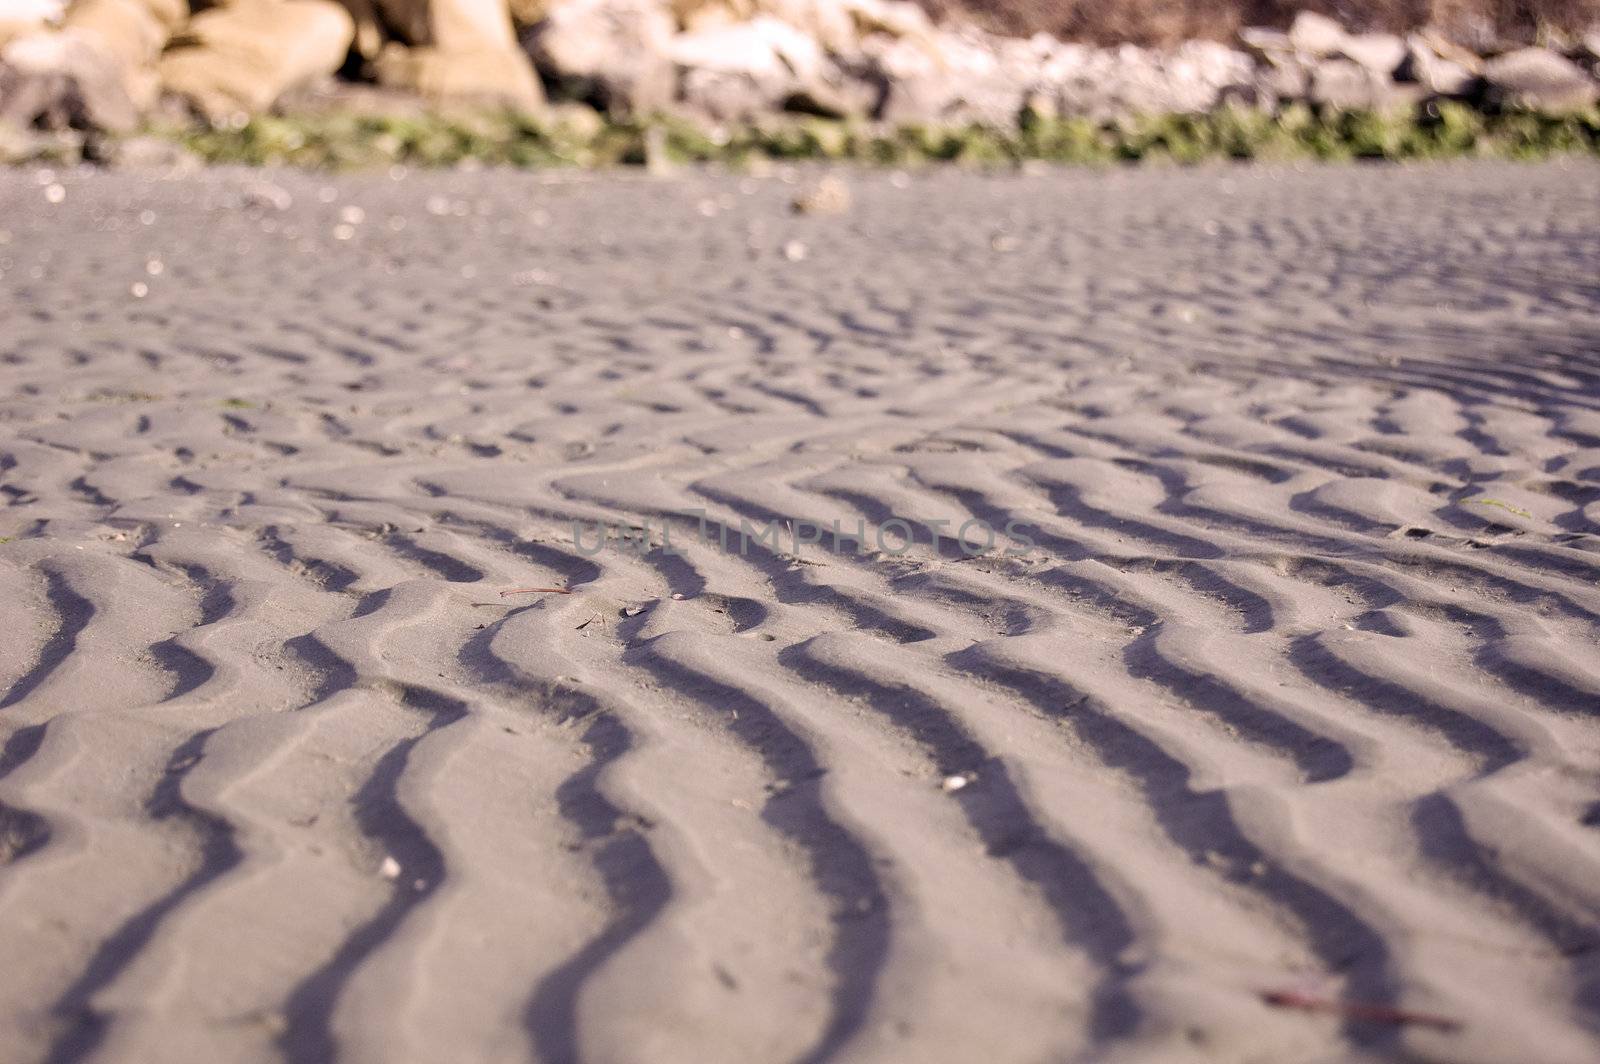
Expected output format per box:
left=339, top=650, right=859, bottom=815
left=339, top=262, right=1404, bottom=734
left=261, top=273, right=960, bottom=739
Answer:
left=1, top=0, right=1597, bottom=147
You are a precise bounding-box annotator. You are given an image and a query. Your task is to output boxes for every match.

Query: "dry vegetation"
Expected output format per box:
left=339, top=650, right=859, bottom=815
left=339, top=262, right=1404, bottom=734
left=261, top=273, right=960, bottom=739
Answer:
left=911, top=0, right=1600, bottom=47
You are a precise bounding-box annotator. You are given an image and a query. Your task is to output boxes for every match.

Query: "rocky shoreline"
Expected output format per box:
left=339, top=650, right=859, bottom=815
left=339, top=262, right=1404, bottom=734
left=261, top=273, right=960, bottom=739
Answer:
left=2, top=2, right=1599, bottom=166
left=528, top=7, right=1600, bottom=128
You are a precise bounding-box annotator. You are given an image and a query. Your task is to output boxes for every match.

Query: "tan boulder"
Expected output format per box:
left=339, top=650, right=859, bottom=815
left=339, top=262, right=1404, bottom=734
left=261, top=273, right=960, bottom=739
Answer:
left=159, top=0, right=355, bottom=119
left=505, top=0, right=549, bottom=26
left=340, top=0, right=385, bottom=59
left=377, top=0, right=519, bottom=51
left=374, top=41, right=542, bottom=104
left=370, top=0, right=541, bottom=104
left=63, top=0, right=183, bottom=75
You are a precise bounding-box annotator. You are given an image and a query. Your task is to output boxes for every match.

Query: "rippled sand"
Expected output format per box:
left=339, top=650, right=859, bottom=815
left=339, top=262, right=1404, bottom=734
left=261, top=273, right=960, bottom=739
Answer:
left=1, top=160, right=1597, bottom=1064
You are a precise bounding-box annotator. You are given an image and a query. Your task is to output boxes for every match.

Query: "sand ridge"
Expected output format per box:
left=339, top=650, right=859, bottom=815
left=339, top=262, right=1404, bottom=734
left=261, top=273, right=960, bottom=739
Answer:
left=0, top=161, right=1597, bottom=1063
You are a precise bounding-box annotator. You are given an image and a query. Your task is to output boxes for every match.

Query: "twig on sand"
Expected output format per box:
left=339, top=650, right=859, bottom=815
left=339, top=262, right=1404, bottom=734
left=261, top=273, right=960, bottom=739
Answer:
left=500, top=587, right=574, bottom=597
left=1260, top=989, right=1459, bottom=1031
left=1464, top=497, right=1533, bottom=519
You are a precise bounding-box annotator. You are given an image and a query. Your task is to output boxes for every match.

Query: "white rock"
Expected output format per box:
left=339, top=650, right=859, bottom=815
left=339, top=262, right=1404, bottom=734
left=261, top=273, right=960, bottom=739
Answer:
left=0, top=0, right=63, bottom=24
left=670, top=16, right=823, bottom=81
left=1287, top=11, right=1347, bottom=57
left=1238, top=26, right=1291, bottom=56
left=1402, top=36, right=1475, bottom=96
left=1339, top=33, right=1406, bottom=75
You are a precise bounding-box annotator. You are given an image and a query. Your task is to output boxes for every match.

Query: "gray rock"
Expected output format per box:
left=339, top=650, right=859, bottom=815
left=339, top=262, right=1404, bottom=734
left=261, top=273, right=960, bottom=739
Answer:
left=524, top=0, right=676, bottom=115
left=1483, top=47, right=1598, bottom=111
left=1043, top=40, right=1252, bottom=120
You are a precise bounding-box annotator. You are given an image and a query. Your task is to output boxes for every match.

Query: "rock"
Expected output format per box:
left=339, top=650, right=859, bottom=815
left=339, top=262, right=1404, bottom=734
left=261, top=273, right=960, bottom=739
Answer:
left=671, top=15, right=825, bottom=85
left=782, top=62, right=877, bottom=119
left=1413, top=31, right=1480, bottom=74
left=1237, top=26, right=1291, bottom=59
left=1256, top=50, right=1311, bottom=101
left=506, top=0, right=553, bottom=25
left=1399, top=35, right=1475, bottom=96
left=0, top=29, right=140, bottom=131
left=375, top=42, right=543, bottom=105
left=869, top=28, right=1029, bottom=127
left=524, top=0, right=674, bottom=115
left=0, top=0, right=63, bottom=47
left=241, top=179, right=293, bottom=210
left=340, top=0, right=387, bottom=60
left=1287, top=12, right=1346, bottom=58
left=1049, top=39, right=1253, bottom=120
left=751, top=0, right=856, bottom=53
left=1310, top=58, right=1406, bottom=110
left=544, top=99, right=605, bottom=137
left=1157, top=40, right=1255, bottom=112
left=1483, top=47, right=1597, bottom=111
left=791, top=174, right=849, bottom=214
left=861, top=33, right=947, bottom=123
left=1338, top=33, right=1405, bottom=76
left=839, top=0, right=932, bottom=41
left=160, top=0, right=356, bottom=120
left=65, top=0, right=187, bottom=74
left=372, top=0, right=542, bottom=105
left=0, top=116, right=82, bottom=161
left=673, top=15, right=857, bottom=121
left=678, top=65, right=767, bottom=120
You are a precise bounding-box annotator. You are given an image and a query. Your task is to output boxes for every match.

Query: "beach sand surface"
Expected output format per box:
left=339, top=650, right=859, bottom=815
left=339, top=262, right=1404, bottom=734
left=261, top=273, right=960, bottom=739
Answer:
left=0, top=160, right=1598, bottom=1063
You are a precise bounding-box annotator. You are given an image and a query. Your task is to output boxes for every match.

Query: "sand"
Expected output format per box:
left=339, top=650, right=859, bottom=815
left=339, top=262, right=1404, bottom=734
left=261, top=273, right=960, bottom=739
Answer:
left=0, top=159, right=1597, bottom=1064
